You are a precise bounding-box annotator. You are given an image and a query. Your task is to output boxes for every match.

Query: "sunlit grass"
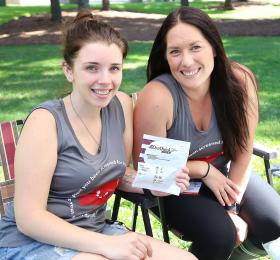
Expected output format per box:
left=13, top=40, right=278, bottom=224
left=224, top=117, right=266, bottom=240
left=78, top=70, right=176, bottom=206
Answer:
left=0, top=4, right=76, bottom=25
left=109, top=1, right=280, bottom=19
left=106, top=195, right=192, bottom=249
left=1, top=0, right=280, bottom=27
left=0, top=40, right=279, bottom=231
left=0, top=5, right=279, bottom=257
left=1, top=38, right=280, bottom=146
left=1, top=38, right=279, bottom=189
left=0, top=40, right=278, bottom=258
left=106, top=194, right=272, bottom=259
left=208, top=6, right=280, bottom=20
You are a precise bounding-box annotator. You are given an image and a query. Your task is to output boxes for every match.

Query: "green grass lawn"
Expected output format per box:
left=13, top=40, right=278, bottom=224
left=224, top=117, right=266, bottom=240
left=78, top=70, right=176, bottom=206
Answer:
left=106, top=195, right=272, bottom=259
left=1, top=0, right=280, bottom=26
left=109, top=0, right=280, bottom=19
left=0, top=44, right=278, bottom=260
left=0, top=4, right=76, bottom=25
left=0, top=4, right=279, bottom=257
left=1, top=39, right=280, bottom=192
left=1, top=39, right=279, bottom=146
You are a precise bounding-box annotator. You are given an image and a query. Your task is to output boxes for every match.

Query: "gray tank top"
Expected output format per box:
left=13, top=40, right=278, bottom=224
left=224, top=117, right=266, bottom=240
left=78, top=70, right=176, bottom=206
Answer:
left=154, top=73, right=229, bottom=169
left=0, top=97, right=126, bottom=247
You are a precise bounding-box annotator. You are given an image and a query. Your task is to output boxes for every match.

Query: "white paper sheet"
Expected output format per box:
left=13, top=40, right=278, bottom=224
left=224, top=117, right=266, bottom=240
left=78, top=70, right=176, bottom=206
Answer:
left=132, top=134, right=191, bottom=196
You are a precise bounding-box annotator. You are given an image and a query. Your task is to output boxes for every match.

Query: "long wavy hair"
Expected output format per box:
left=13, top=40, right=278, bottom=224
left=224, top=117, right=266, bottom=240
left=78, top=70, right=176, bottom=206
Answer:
left=147, top=7, right=258, bottom=160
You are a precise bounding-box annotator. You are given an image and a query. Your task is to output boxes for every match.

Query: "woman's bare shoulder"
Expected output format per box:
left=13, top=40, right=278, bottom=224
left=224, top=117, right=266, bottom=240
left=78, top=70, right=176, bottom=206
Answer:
left=116, top=91, right=133, bottom=113
left=18, top=108, right=57, bottom=147
left=231, top=62, right=257, bottom=89
left=24, top=108, right=56, bottom=130
left=137, top=80, right=173, bottom=107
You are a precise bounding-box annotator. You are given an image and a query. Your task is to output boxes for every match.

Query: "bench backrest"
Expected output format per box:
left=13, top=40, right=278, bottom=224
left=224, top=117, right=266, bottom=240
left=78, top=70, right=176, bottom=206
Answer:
left=0, top=120, right=24, bottom=216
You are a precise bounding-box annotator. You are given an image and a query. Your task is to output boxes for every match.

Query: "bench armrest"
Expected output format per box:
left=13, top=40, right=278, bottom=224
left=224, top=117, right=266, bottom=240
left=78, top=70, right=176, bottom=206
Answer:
left=253, top=144, right=278, bottom=160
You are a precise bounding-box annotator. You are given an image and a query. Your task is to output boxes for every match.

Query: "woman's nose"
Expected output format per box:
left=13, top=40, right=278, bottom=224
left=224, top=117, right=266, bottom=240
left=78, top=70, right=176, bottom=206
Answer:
left=181, top=51, right=193, bottom=67
left=98, top=70, right=111, bottom=84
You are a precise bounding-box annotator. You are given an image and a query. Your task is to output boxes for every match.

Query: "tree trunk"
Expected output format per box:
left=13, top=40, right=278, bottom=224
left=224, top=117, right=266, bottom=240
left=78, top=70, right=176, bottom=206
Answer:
left=224, top=0, right=234, bottom=10
left=50, top=0, right=62, bottom=22
left=102, top=0, right=110, bottom=11
left=181, top=0, right=189, bottom=6
left=78, top=0, right=90, bottom=10
left=0, top=0, right=6, bottom=7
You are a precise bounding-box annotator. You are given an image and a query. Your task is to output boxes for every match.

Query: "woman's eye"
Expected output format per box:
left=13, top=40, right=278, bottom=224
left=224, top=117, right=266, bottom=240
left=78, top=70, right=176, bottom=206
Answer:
left=169, top=49, right=180, bottom=55
left=86, top=66, right=98, bottom=72
left=111, top=66, right=121, bottom=72
left=191, top=45, right=201, bottom=51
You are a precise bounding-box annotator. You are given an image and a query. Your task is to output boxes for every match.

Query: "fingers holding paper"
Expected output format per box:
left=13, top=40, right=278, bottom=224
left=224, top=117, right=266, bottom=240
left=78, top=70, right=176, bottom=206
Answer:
left=145, top=166, right=190, bottom=196
left=176, top=166, right=190, bottom=193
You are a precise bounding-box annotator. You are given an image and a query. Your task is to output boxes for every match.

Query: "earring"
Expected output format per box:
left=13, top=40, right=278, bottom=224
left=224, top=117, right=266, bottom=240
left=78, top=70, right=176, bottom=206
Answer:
left=67, top=74, right=73, bottom=82
left=63, top=63, right=73, bottom=82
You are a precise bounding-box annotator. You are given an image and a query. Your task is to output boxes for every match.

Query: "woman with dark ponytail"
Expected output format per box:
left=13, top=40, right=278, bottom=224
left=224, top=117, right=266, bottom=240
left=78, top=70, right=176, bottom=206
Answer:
left=133, top=6, right=280, bottom=260
left=0, top=10, right=196, bottom=260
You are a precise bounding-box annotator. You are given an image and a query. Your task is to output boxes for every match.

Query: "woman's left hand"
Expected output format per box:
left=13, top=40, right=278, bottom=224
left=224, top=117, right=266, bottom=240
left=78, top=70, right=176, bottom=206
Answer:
left=202, top=165, right=240, bottom=206
left=228, top=212, right=248, bottom=246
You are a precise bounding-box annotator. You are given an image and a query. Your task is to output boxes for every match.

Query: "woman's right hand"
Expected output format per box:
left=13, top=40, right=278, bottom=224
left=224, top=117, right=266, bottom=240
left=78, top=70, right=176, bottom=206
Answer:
left=202, top=165, right=240, bottom=206
left=104, top=232, right=152, bottom=260
left=150, top=166, right=190, bottom=197
left=176, top=166, right=190, bottom=193
left=228, top=212, right=248, bottom=246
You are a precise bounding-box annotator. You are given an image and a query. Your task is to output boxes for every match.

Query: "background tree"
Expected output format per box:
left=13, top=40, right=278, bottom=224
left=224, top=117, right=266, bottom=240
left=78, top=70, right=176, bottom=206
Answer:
left=102, top=0, right=110, bottom=10
left=78, top=0, right=90, bottom=10
left=224, top=0, right=233, bottom=10
left=181, top=0, right=189, bottom=6
left=0, top=0, right=6, bottom=7
left=50, top=0, right=62, bottom=22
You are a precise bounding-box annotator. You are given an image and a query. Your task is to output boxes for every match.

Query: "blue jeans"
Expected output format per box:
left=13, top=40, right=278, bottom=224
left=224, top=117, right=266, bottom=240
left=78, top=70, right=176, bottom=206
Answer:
left=0, top=221, right=128, bottom=260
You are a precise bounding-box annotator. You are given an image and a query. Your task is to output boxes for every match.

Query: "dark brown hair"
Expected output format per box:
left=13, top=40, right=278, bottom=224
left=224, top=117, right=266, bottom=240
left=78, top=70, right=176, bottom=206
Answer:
left=62, top=10, right=128, bottom=67
left=147, top=7, right=258, bottom=160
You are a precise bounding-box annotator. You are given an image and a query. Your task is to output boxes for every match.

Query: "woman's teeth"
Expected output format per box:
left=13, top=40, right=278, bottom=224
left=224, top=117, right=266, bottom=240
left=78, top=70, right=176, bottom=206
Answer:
left=92, top=89, right=110, bottom=95
left=181, top=69, right=199, bottom=76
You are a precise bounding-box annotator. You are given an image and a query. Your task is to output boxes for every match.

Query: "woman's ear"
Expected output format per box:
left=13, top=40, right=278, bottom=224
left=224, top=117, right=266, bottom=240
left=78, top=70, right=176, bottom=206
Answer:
left=62, top=61, right=73, bottom=83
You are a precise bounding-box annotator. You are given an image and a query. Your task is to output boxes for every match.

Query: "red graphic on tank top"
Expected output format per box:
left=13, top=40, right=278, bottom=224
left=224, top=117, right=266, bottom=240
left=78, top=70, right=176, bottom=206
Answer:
left=190, top=151, right=224, bottom=163
left=79, top=179, right=119, bottom=206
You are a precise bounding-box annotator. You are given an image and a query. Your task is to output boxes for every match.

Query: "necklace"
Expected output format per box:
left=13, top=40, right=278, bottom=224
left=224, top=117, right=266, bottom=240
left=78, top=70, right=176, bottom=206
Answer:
left=69, top=94, right=101, bottom=152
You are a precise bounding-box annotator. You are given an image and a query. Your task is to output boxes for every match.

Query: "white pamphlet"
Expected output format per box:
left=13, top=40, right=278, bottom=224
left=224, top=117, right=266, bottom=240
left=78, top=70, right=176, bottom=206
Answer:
left=132, top=134, right=191, bottom=196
